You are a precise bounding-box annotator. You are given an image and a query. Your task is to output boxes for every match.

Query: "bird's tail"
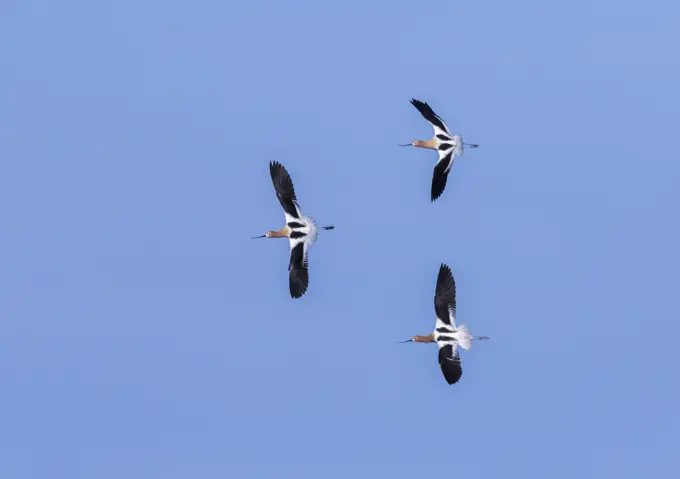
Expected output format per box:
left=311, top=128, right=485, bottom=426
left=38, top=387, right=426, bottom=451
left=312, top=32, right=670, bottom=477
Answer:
left=454, top=324, right=472, bottom=351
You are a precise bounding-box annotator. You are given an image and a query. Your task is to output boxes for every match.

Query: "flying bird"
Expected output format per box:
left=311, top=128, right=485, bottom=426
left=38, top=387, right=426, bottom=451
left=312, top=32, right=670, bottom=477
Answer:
left=252, top=161, right=334, bottom=299
left=401, top=98, right=479, bottom=202
left=399, top=264, right=489, bottom=385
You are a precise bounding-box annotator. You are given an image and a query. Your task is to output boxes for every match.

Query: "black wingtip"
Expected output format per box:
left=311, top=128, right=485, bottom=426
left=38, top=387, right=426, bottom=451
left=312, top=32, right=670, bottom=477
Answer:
left=431, top=186, right=444, bottom=202
left=437, top=263, right=454, bottom=283
left=431, top=187, right=445, bottom=202
left=270, top=160, right=288, bottom=174
left=442, top=363, right=462, bottom=385
left=290, top=282, right=308, bottom=299
left=436, top=264, right=455, bottom=294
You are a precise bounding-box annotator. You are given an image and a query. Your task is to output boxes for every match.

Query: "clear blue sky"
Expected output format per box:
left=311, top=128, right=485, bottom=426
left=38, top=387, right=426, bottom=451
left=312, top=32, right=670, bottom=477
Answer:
left=2, top=0, right=679, bottom=477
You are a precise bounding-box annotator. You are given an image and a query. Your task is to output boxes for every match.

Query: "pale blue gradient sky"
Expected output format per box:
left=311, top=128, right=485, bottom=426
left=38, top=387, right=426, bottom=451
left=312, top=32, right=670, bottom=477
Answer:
left=2, top=1, right=679, bottom=477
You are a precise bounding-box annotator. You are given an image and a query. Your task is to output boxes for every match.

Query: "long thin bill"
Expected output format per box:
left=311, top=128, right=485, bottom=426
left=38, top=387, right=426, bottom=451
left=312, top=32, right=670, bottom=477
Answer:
left=251, top=235, right=266, bottom=239
left=397, top=339, right=413, bottom=343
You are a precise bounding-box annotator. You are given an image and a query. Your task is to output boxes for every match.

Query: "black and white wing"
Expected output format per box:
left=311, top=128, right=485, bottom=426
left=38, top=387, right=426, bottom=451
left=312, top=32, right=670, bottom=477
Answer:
left=288, top=238, right=309, bottom=299
left=438, top=342, right=462, bottom=385
left=270, top=161, right=302, bottom=222
left=410, top=98, right=452, bottom=139
left=434, top=263, right=457, bottom=330
left=434, top=263, right=462, bottom=384
left=431, top=151, right=454, bottom=202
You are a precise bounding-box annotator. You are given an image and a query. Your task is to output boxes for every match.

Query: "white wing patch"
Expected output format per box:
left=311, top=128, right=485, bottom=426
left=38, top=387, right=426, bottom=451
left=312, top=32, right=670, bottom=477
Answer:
left=437, top=146, right=455, bottom=171
left=288, top=235, right=305, bottom=252
left=302, top=238, right=310, bottom=267
left=283, top=201, right=303, bottom=225
left=448, top=305, right=457, bottom=328
left=437, top=338, right=460, bottom=356
left=435, top=316, right=456, bottom=333
left=432, top=122, right=450, bottom=139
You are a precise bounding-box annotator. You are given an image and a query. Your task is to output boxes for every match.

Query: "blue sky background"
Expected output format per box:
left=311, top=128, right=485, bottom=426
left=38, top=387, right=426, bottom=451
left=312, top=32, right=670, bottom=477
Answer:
left=2, top=0, right=679, bottom=477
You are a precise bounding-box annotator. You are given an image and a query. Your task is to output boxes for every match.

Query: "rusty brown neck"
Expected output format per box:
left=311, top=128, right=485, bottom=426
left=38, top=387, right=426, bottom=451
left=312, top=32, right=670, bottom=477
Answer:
left=414, top=138, right=438, bottom=150
left=268, top=226, right=290, bottom=238
left=413, top=333, right=435, bottom=343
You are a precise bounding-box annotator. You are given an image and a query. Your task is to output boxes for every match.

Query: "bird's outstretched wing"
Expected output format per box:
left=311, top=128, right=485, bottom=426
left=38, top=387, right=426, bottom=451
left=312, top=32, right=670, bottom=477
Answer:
left=288, top=239, right=309, bottom=299
left=438, top=342, right=462, bottom=385
left=434, top=263, right=457, bottom=327
left=270, top=161, right=302, bottom=221
left=431, top=151, right=455, bottom=202
left=410, top=98, right=451, bottom=138
left=434, top=263, right=464, bottom=384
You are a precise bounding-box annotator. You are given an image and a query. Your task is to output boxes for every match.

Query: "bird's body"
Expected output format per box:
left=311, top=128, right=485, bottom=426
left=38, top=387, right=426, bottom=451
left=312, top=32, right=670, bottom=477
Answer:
left=402, top=98, right=479, bottom=202
left=252, top=161, right=334, bottom=299
left=400, top=264, right=489, bottom=385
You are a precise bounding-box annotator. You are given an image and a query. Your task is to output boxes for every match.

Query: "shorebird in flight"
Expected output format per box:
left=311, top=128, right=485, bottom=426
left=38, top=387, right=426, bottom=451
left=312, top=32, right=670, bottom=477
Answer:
left=399, top=264, right=489, bottom=385
left=401, top=98, right=479, bottom=202
left=252, top=161, right=334, bottom=299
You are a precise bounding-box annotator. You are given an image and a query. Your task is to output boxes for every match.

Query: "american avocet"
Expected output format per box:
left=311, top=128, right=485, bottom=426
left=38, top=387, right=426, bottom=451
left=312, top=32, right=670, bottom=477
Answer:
left=399, top=264, right=489, bottom=385
left=252, top=161, right=335, bottom=299
left=401, top=98, right=479, bottom=202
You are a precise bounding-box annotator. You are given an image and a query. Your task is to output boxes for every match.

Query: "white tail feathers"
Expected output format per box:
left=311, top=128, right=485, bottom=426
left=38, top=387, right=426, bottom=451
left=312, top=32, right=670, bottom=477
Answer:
left=454, top=324, right=472, bottom=351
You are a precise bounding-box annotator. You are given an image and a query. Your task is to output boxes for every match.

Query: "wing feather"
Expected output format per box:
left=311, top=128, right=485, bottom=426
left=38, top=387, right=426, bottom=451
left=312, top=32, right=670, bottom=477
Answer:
left=438, top=343, right=462, bottom=385
left=431, top=152, right=454, bottom=202
left=288, top=239, right=309, bottom=299
left=270, top=161, right=302, bottom=221
left=410, top=98, right=451, bottom=137
left=434, top=263, right=456, bottom=326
